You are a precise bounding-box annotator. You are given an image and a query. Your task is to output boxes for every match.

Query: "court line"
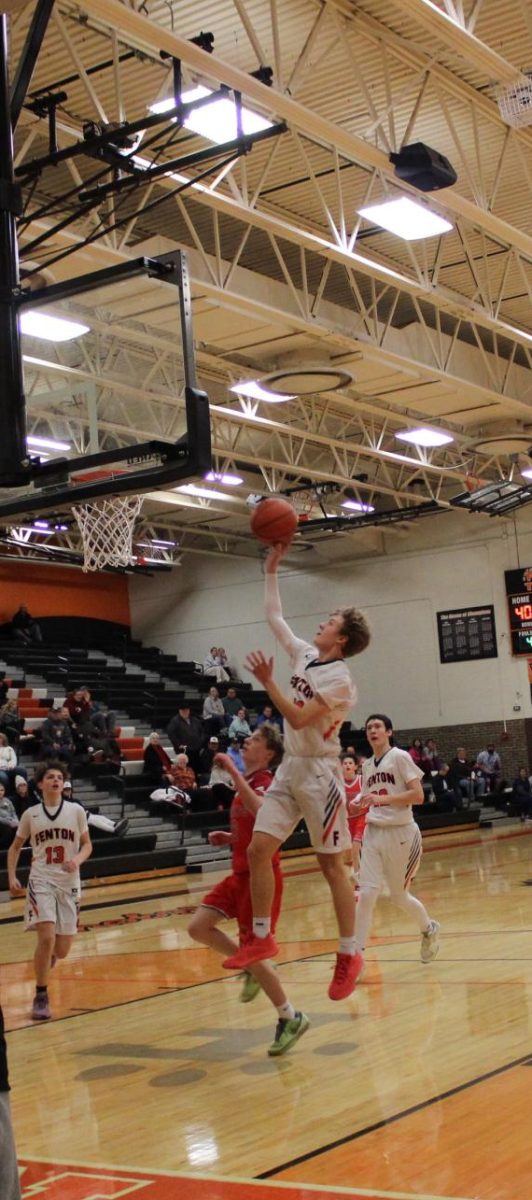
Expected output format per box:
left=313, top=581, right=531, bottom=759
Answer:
left=257, top=1049, right=532, bottom=1179
left=19, top=1156, right=474, bottom=1200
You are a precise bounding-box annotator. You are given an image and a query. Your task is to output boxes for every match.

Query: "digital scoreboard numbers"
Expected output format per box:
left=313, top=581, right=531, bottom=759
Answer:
left=437, top=605, right=497, bottom=663
left=504, top=568, right=532, bottom=655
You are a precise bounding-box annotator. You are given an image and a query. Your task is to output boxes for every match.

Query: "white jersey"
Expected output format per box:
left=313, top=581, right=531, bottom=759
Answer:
left=284, top=637, right=356, bottom=757
left=17, top=799, right=88, bottom=890
left=362, top=746, right=423, bottom=827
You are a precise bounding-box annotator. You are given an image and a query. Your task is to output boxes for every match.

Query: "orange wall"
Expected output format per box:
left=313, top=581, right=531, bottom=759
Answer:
left=0, top=562, right=130, bottom=625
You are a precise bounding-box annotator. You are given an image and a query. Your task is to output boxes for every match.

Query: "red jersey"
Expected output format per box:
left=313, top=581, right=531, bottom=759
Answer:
left=230, top=768, right=279, bottom=873
left=345, top=775, right=369, bottom=840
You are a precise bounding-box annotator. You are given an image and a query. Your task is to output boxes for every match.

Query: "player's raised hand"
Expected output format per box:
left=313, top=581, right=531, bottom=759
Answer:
left=265, top=543, right=289, bottom=574
left=208, top=830, right=232, bottom=847
left=244, top=650, right=274, bottom=685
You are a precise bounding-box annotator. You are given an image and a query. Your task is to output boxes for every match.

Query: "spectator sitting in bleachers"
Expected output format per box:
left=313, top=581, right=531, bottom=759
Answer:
left=169, top=752, right=199, bottom=801
left=62, top=779, right=128, bottom=837
left=202, top=686, right=225, bottom=737
left=12, top=775, right=32, bottom=818
left=228, top=707, right=252, bottom=742
left=448, top=747, right=486, bottom=804
left=227, top=738, right=245, bottom=773
left=167, top=704, right=204, bottom=770
left=0, top=782, right=18, bottom=849
left=39, top=706, right=76, bottom=766
left=207, top=755, right=236, bottom=811
left=10, top=604, right=42, bottom=645
left=431, top=763, right=462, bottom=813
left=408, top=737, right=429, bottom=773
left=0, top=733, right=22, bottom=792
left=198, top=735, right=221, bottom=780
left=423, top=738, right=441, bottom=771
left=79, top=687, right=117, bottom=738
left=511, top=768, right=532, bottom=822
left=0, top=699, right=26, bottom=749
left=143, top=731, right=175, bottom=786
left=83, top=720, right=121, bottom=767
left=203, top=647, right=230, bottom=684
left=475, top=742, right=502, bottom=794
left=222, top=686, right=242, bottom=727
left=255, top=703, right=282, bottom=731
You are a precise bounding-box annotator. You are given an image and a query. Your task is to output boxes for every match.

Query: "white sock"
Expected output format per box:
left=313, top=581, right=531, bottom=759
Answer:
left=253, top=918, right=271, bottom=939
left=277, top=1001, right=295, bottom=1020
left=339, top=936, right=357, bottom=956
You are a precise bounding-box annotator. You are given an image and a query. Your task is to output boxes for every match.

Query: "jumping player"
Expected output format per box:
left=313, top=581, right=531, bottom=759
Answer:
left=7, top=761, right=92, bottom=1021
left=350, top=714, right=440, bottom=969
left=342, top=753, right=368, bottom=884
left=222, top=543, right=371, bottom=1001
left=188, top=725, right=309, bottom=1056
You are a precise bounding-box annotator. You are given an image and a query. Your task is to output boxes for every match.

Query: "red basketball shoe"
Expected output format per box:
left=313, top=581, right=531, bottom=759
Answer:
left=328, top=950, right=364, bottom=1000
left=222, top=933, right=278, bottom=970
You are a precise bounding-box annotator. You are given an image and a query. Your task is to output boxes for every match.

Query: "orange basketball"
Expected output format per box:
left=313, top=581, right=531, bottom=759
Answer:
left=250, top=497, right=298, bottom=545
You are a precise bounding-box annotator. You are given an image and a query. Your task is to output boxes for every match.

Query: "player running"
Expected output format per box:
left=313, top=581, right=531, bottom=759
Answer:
left=222, top=543, right=371, bottom=1001
left=188, top=724, right=308, bottom=1056
left=8, top=761, right=92, bottom=1021
left=350, top=714, right=440, bottom=970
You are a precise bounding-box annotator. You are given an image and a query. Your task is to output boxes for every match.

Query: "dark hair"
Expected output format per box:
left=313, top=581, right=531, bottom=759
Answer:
left=365, top=713, right=393, bottom=732
left=338, top=608, right=371, bottom=658
left=34, top=760, right=67, bottom=786
left=256, top=722, right=284, bottom=769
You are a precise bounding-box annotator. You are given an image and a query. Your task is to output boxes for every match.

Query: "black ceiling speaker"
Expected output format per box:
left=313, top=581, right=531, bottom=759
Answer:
left=389, top=142, right=457, bottom=192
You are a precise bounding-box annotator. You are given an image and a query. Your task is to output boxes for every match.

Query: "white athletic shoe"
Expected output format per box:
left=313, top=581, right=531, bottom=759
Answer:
left=420, top=919, right=441, bottom=963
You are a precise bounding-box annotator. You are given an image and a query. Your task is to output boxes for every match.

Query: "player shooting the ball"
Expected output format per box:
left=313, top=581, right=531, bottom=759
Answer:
left=223, top=542, right=371, bottom=1001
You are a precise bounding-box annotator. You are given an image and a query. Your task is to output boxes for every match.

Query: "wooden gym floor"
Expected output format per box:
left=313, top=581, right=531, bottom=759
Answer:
left=1, top=824, right=531, bottom=1200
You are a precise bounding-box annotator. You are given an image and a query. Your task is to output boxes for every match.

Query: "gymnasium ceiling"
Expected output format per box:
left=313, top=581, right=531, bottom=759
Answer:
left=7, top=0, right=532, bottom=565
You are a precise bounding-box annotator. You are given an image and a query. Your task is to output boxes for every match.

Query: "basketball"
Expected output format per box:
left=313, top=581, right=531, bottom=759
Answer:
left=250, top=497, right=298, bottom=545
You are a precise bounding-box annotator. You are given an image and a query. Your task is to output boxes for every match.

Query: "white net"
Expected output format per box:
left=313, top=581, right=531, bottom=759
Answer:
left=497, top=78, right=532, bottom=127
left=72, top=495, right=143, bottom=572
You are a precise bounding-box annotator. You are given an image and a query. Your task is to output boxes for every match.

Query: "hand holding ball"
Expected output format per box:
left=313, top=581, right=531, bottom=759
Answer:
left=250, top=497, right=298, bottom=545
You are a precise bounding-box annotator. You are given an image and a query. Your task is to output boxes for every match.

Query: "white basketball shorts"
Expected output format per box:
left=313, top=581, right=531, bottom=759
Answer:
left=24, top=877, right=80, bottom=935
left=253, top=755, right=351, bottom=854
left=359, top=822, right=422, bottom=893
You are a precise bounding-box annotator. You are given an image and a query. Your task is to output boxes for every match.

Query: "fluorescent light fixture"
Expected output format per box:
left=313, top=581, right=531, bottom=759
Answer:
left=358, top=197, right=453, bottom=241
left=137, top=540, right=177, bottom=549
left=150, top=86, right=272, bottom=145
left=230, top=380, right=295, bottom=404
left=341, top=500, right=375, bottom=513
left=176, top=483, right=237, bottom=501
left=54, top=524, right=68, bottom=531
left=33, top=520, right=49, bottom=529
left=395, top=427, right=454, bottom=448
left=520, top=466, right=532, bottom=480
left=27, top=435, right=72, bottom=452
left=21, top=311, right=90, bottom=342
left=205, top=471, right=243, bottom=486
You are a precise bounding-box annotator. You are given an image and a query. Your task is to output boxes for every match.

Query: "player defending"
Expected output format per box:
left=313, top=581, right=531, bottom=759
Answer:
left=342, top=753, right=367, bottom=884
left=223, top=544, right=371, bottom=1000
left=349, top=715, right=440, bottom=967
left=7, top=761, right=92, bottom=1021
left=188, top=724, right=308, bottom=1055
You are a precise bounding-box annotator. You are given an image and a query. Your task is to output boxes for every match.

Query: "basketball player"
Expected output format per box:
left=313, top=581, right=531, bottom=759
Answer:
left=342, top=753, right=368, bottom=884
left=7, top=761, right=92, bottom=1021
left=188, top=724, right=309, bottom=1056
left=349, top=714, right=440, bottom=968
left=0, top=1003, right=21, bottom=1200
left=223, top=543, right=371, bottom=1001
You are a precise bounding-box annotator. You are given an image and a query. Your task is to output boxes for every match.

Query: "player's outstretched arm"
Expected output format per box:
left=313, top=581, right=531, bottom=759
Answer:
left=244, top=650, right=328, bottom=730
left=214, top=751, right=264, bottom=816
left=264, top=545, right=299, bottom=656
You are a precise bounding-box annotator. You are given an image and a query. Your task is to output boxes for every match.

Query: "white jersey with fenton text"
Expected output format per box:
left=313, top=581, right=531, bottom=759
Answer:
left=284, top=636, right=357, bottom=757
left=16, top=799, right=88, bottom=889
left=362, top=746, right=424, bottom=827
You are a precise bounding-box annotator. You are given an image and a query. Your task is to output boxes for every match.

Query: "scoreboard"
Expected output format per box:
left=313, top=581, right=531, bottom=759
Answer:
left=505, top=568, right=532, bottom=655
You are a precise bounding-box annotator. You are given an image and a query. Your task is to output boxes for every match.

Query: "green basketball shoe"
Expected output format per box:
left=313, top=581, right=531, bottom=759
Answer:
left=268, top=1011, right=309, bottom=1057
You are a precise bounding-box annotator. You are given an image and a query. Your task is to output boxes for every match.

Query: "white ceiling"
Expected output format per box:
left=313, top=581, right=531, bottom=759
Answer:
left=7, top=0, right=532, bottom=565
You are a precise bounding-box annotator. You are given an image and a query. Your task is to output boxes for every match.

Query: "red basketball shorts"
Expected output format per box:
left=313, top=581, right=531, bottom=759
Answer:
left=202, top=866, right=283, bottom=945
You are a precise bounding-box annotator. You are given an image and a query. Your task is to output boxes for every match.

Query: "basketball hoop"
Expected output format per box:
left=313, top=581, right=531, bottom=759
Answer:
left=289, top=488, right=314, bottom=523
left=72, top=494, right=143, bottom=572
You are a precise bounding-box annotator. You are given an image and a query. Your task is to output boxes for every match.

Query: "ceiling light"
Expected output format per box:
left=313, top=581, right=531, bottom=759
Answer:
left=358, top=197, right=453, bottom=241
left=262, top=366, right=352, bottom=395
left=520, top=466, right=532, bottom=480
left=21, top=311, right=90, bottom=341
left=230, top=380, right=295, bottom=403
left=395, top=428, right=454, bottom=448
left=341, top=500, right=375, bottom=513
left=205, top=471, right=243, bottom=486
left=150, top=86, right=272, bottom=145
left=176, top=483, right=239, bottom=501
left=33, top=520, right=49, bottom=529
left=27, top=435, right=72, bottom=452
